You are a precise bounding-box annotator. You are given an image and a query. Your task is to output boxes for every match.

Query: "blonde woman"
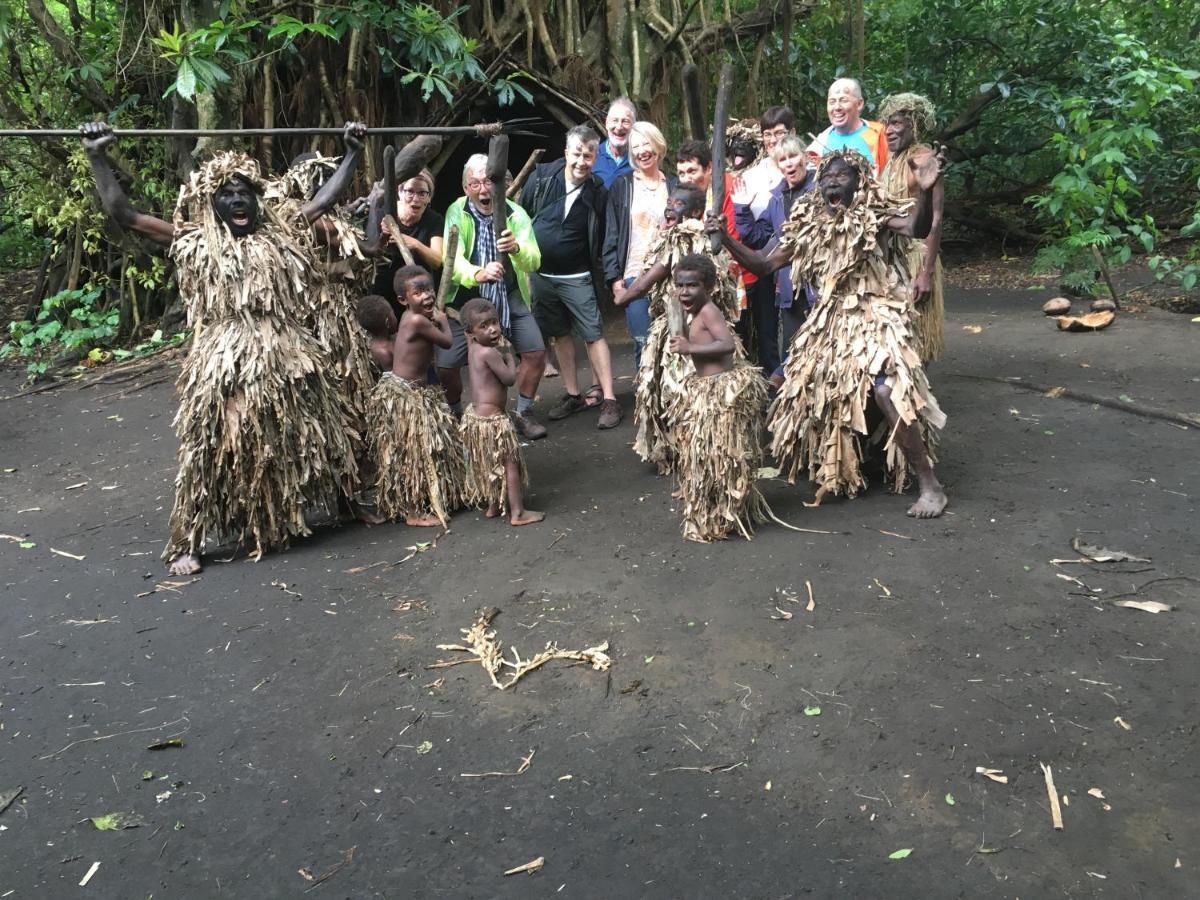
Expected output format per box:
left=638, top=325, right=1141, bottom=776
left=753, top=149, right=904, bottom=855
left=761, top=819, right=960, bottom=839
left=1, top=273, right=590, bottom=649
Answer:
left=602, top=121, right=678, bottom=368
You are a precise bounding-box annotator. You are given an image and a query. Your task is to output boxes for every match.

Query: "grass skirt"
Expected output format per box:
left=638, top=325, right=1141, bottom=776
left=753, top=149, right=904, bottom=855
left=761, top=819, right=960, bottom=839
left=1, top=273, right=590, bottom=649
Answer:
left=907, top=243, right=945, bottom=364
left=368, top=373, right=465, bottom=526
left=461, top=406, right=527, bottom=514
left=677, top=363, right=774, bottom=542
left=163, top=314, right=357, bottom=560
left=633, top=317, right=693, bottom=474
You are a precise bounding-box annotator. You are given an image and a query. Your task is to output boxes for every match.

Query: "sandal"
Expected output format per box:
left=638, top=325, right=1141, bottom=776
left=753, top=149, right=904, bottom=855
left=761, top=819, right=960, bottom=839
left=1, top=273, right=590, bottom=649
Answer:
left=582, top=384, right=603, bottom=408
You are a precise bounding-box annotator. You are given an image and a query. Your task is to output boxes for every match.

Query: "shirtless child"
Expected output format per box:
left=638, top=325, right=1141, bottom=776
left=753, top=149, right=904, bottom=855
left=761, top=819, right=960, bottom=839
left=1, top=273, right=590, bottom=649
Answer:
left=357, top=294, right=398, bottom=373
left=459, top=298, right=545, bottom=526
left=616, top=185, right=741, bottom=474
left=366, top=265, right=465, bottom=527
left=668, top=255, right=774, bottom=542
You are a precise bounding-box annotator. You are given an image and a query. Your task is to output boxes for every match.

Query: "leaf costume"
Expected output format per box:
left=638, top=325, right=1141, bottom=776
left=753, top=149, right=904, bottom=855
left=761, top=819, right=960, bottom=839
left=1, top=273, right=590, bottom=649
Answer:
left=633, top=219, right=741, bottom=473
left=881, top=143, right=945, bottom=363
left=768, top=149, right=946, bottom=500
left=367, top=373, right=465, bottom=527
left=676, top=361, right=775, bottom=542
left=460, top=407, right=527, bottom=514
left=163, top=152, right=357, bottom=561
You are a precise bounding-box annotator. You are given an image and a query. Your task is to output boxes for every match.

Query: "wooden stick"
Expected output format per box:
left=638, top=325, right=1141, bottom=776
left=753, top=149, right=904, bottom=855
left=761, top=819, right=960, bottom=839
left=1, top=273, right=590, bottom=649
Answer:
left=383, top=145, right=398, bottom=221
left=487, top=134, right=513, bottom=282
left=436, top=225, right=459, bottom=312
left=507, top=148, right=544, bottom=198
left=1040, top=762, right=1065, bottom=830
left=1090, top=245, right=1122, bottom=309
left=709, top=63, right=734, bottom=253
left=947, top=373, right=1200, bottom=430
left=0, top=122, right=535, bottom=140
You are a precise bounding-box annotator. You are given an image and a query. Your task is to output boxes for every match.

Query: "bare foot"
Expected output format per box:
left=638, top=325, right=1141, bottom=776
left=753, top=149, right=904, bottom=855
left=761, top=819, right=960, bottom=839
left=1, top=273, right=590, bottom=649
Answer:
left=485, top=503, right=502, bottom=518
left=167, top=553, right=202, bottom=575
left=906, top=487, right=947, bottom=518
left=670, top=488, right=684, bottom=499
left=405, top=514, right=443, bottom=527
left=510, top=509, right=545, bottom=526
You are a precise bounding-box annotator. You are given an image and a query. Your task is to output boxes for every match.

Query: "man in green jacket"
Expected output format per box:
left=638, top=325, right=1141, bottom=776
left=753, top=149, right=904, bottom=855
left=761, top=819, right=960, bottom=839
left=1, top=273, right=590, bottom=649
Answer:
left=437, top=154, right=548, bottom=439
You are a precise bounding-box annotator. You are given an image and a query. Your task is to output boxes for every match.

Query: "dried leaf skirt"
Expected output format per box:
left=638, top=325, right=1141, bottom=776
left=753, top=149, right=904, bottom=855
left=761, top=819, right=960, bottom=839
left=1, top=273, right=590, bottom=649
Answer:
left=460, top=406, right=527, bottom=514
left=768, top=292, right=946, bottom=498
left=677, top=363, right=774, bottom=542
left=163, top=314, right=357, bottom=560
left=907, top=242, right=945, bottom=364
left=312, top=282, right=378, bottom=458
left=633, top=317, right=694, bottom=474
left=368, top=373, right=465, bottom=526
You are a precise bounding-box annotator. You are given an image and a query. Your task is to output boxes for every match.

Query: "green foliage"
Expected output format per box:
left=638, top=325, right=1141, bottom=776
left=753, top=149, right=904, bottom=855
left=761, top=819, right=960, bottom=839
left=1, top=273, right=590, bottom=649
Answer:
left=1027, top=33, right=1198, bottom=289
left=4, top=287, right=116, bottom=374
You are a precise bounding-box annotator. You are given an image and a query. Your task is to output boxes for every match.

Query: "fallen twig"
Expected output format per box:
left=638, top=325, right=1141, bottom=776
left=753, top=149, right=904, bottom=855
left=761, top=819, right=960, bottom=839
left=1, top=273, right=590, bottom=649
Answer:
left=1040, top=762, right=1064, bottom=831
left=949, top=373, right=1200, bottom=430
left=504, top=856, right=545, bottom=876
left=301, top=846, right=357, bottom=892
left=39, top=716, right=190, bottom=760
left=460, top=749, right=535, bottom=778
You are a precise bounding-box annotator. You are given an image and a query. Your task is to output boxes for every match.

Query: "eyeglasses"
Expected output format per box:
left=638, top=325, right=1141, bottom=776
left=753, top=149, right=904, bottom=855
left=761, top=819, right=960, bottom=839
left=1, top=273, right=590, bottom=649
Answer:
left=465, top=179, right=491, bottom=190
left=401, top=188, right=431, bottom=198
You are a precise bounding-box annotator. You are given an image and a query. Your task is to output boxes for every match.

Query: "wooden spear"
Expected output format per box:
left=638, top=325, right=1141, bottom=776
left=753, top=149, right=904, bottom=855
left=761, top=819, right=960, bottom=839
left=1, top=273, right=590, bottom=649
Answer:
left=0, top=121, right=544, bottom=140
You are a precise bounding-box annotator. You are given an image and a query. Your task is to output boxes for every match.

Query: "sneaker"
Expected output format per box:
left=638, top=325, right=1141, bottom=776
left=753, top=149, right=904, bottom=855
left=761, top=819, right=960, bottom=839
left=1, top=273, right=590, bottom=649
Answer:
left=512, top=410, right=548, bottom=440
left=597, top=398, right=623, bottom=430
left=548, top=393, right=587, bottom=420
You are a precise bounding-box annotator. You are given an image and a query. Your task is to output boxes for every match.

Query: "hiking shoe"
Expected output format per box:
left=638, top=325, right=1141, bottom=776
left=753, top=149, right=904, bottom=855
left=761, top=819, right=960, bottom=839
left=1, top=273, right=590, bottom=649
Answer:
left=597, top=398, right=623, bottom=430
left=512, top=411, right=548, bottom=440
left=548, top=393, right=587, bottom=420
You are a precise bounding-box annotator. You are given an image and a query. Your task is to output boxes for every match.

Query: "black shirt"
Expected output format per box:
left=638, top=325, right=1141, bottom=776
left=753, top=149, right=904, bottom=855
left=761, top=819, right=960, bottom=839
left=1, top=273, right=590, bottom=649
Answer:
left=373, top=208, right=445, bottom=309
left=529, top=179, right=593, bottom=275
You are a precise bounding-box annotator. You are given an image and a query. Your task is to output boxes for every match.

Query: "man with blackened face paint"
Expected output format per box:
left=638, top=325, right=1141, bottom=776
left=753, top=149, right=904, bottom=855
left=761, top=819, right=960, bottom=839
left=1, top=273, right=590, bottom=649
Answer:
left=712, top=147, right=951, bottom=522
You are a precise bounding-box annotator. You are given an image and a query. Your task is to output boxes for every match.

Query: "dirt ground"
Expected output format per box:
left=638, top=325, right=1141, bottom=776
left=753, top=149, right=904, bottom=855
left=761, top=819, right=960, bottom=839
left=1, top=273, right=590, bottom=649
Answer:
left=1, top=279, right=1198, bottom=899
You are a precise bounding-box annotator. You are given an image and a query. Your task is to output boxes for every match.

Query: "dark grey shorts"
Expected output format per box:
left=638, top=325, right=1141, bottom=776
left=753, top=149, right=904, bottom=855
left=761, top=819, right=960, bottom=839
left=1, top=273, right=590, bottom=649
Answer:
left=435, top=296, right=545, bottom=369
left=530, top=271, right=604, bottom=343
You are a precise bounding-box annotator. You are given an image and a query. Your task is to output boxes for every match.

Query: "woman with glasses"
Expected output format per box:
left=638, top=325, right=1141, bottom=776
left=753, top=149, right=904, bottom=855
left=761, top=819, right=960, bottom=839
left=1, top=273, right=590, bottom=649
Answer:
left=373, top=168, right=445, bottom=312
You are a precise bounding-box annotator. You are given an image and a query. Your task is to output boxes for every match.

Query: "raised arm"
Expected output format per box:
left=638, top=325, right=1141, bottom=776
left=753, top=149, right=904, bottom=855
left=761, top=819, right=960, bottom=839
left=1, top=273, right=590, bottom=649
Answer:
left=617, top=261, right=669, bottom=306
left=705, top=212, right=789, bottom=279
left=886, top=145, right=945, bottom=240
left=301, top=122, right=367, bottom=223
left=79, top=122, right=174, bottom=247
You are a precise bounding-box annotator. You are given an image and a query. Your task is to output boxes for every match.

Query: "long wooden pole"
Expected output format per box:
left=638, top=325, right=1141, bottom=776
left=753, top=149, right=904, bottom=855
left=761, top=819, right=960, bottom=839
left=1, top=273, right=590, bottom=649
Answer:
left=710, top=63, right=734, bottom=253
left=0, top=121, right=540, bottom=140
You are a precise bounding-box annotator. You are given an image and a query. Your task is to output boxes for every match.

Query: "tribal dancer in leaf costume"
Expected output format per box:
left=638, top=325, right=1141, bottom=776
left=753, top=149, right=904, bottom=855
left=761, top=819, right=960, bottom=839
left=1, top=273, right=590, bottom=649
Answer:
left=80, top=121, right=371, bottom=574
left=714, top=147, right=950, bottom=519
left=879, top=92, right=946, bottom=363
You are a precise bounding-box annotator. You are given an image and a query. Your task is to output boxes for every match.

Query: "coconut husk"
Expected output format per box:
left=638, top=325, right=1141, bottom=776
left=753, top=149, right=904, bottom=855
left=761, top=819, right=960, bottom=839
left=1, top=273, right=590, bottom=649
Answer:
left=460, top=406, right=526, bottom=514
left=644, top=220, right=740, bottom=322
left=882, top=143, right=945, bottom=363
left=1057, top=310, right=1114, bottom=331
left=676, top=363, right=774, bottom=542
left=163, top=153, right=358, bottom=560
left=769, top=149, right=945, bottom=499
left=368, top=373, right=465, bottom=526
